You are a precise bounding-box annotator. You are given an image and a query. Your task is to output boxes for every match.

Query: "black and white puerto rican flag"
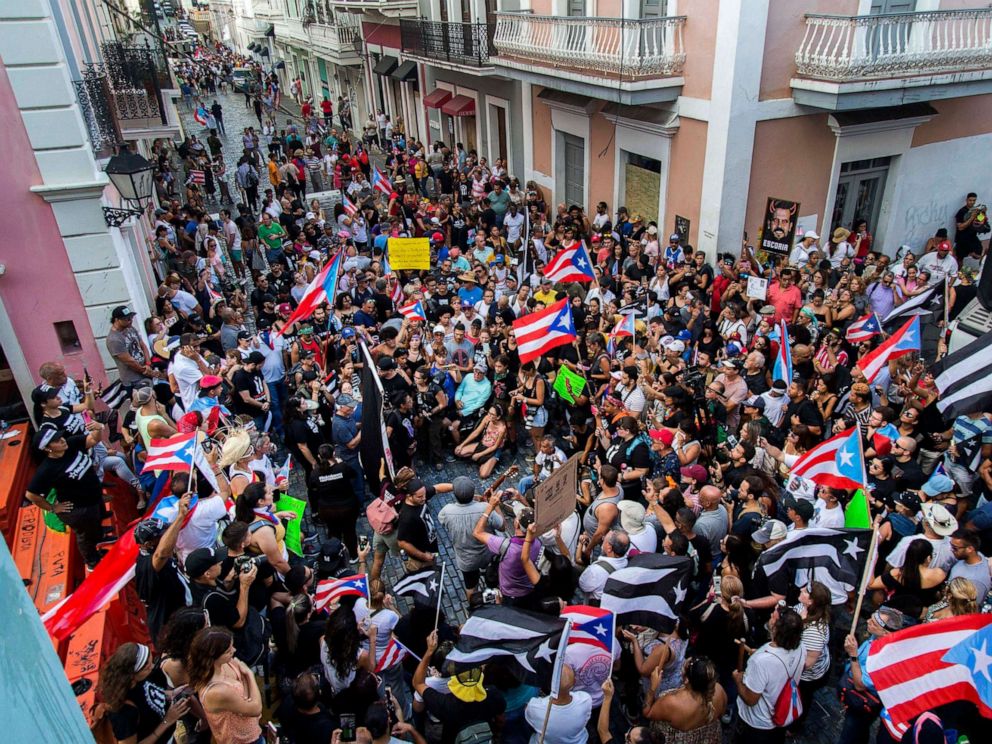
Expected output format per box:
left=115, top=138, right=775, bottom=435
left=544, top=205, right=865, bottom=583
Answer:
left=756, top=527, right=871, bottom=600
left=391, top=566, right=441, bottom=602
left=882, top=278, right=944, bottom=327
left=446, top=605, right=566, bottom=685
left=932, top=328, right=992, bottom=421
left=600, top=553, right=692, bottom=633
left=100, top=380, right=128, bottom=410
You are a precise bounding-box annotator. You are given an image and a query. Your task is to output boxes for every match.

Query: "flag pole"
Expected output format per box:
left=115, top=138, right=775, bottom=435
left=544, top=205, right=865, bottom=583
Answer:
left=433, top=562, right=446, bottom=632
left=539, top=619, right=572, bottom=744
left=850, top=519, right=881, bottom=629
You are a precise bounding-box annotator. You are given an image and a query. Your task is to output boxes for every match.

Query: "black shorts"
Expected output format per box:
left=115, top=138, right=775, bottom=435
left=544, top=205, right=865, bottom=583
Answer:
left=461, top=568, right=481, bottom=590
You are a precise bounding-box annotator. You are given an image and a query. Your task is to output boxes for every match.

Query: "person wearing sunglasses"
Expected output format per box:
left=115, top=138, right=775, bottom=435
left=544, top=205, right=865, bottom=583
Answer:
left=840, top=605, right=909, bottom=744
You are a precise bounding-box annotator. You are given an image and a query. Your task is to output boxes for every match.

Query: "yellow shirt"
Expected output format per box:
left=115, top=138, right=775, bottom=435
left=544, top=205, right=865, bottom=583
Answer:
left=534, top=289, right=559, bottom=306
left=268, top=160, right=281, bottom=186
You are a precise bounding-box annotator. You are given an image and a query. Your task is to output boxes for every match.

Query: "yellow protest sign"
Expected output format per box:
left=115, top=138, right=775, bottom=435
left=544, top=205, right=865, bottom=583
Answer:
left=387, top=237, right=430, bottom=270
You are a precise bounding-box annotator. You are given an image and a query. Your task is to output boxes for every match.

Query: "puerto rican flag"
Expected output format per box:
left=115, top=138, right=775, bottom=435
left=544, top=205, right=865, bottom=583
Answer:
left=866, top=613, right=992, bottom=738
left=276, top=252, right=343, bottom=334
left=372, top=166, right=393, bottom=196
left=193, top=106, right=209, bottom=126
left=398, top=300, right=427, bottom=322
left=608, top=313, right=636, bottom=354
left=342, top=193, right=358, bottom=217
left=542, top=242, right=595, bottom=284
left=374, top=637, right=420, bottom=672
left=845, top=312, right=882, bottom=343
left=790, top=426, right=866, bottom=491
left=512, top=298, right=577, bottom=364
left=206, top=283, right=224, bottom=305
left=141, top=432, right=221, bottom=491
left=274, top=454, right=292, bottom=489
left=772, top=319, right=793, bottom=384
left=383, top=254, right=404, bottom=304
left=314, top=574, right=369, bottom=610
left=562, top=605, right=616, bottom=654
left=856, top=315, right=920, bottom=383
left=187, top=169, right=206, bottom=185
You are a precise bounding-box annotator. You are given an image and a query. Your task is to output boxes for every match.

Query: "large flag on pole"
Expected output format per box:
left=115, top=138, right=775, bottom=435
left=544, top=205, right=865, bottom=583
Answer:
left=372, top=166, right=393, bottom=196
left=358, top=340, right=394, bottom=494
left=845, top=313, right=882, bottom=343
left=561, top=605, right=616, bottom=654
left=445, top=605, right=566, bottom=685
left=314, top=574, right=369, bottom=610
left=276, top=252, right=343, bottom=334
left=881, top=280, right=943, bottom=326
left=932, top=327, right=992, bottom=420
left=142, top=432, right=220, bottom=491
left=754, top=527, right=871, bottom=599
left=600, top=553, right=692, bottom=633
left=790, top=426, right=866, bottom=491
left=608, top=313, right=636, bottom=355
left=856, top=316, right=920, bottom=383
left=866, top=613, right=992, bottom=738
left=542, top=242, right=595, bottom=284
left=391, top=566, right=441, bottom=602
left=511, top=298, right=577, bottom=364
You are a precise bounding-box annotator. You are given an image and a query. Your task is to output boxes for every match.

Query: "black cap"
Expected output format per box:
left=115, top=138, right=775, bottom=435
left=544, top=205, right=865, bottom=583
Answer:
left=246, top=351, right=265, bottom=364
left=31, top=385, right=61, bottom=405
left=187, top=313, right=204, bottom=326
left=237, top=330, right=252, bottom=340
left=783, top=497, right=814, bottom=522
left=377, top=356, right=397, bottom=371
left=32, top=424, right=64, bottom=451
left=184, top=547, right=228, bottom=579
left=111, top=305, right=135, bottom=320
left=134, top=518, right=168, bottom=544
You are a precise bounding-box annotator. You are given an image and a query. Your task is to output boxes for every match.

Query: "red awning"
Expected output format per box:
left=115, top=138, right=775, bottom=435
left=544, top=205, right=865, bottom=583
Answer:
left=423, top=88, right=452, bottom=109
left=441, top=94, right=475, bottom=117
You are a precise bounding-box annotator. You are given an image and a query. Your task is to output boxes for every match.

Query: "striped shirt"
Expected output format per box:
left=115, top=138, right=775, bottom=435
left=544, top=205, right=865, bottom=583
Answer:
left=950, top=415, right=992, bottom=468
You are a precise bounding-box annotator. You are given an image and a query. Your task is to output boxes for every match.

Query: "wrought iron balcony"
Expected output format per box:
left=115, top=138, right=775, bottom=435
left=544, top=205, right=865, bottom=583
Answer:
left=100, top=41, right=170, bottom=130
left=493, top=12, right=686, bottom=78
left=400, top=19, right=493, bottom=67
left=795, top=9, right=992, bottom=82
left=73, top=65, right=121, bottom=155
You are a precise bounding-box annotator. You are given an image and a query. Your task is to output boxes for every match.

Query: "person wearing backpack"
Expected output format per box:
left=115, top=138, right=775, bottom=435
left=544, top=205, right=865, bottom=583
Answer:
left=733, top=604, right=805, bottom=744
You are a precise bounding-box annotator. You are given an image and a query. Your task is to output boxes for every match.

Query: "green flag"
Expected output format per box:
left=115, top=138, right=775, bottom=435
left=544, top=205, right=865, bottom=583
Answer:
left=844, top=488, right=871, bottom=529
left=553, top=365, right=587, bottom=405
left=275, top=493, right=308, bottom=557
left=43, top=489, right=66, bottom=534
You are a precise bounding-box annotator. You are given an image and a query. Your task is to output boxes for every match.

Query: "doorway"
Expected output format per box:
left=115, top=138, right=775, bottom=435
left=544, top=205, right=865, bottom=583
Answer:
left=832, top=156, right=890, bottom=234
left=558, top=132, right=585, bottom=208
left=488, top=101, right=508, bottom=163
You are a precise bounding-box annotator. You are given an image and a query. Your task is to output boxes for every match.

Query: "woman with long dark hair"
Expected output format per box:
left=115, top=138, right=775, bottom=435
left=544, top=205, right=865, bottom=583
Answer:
left=319, top=605, right=378, bottom=721
left=98, top=642, right=190, bottom=744
left=306, top=443, right=359, bottom=555
left=644, top=656, right=727, bottom=744
left=186, top=627, right=263, bottom=744
left=235, top=481, right=295, bottom=575
left=869, top=537, right=947, bottom=608
left=157, top=607, right=209, bottom=689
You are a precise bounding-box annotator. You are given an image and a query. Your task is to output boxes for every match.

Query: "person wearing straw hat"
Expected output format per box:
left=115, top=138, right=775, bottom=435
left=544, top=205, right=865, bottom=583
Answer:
left=826, top=227, right=853, bottom=269
left=618, top=500, right=657, bottom=554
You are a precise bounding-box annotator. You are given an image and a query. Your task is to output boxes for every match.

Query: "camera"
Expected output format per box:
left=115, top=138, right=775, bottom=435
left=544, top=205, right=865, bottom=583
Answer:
left=726, top=435, right=739, bottom=449
left=482, top=588, right=501, bottom=604
left=234, top=554, right=268, bottom=574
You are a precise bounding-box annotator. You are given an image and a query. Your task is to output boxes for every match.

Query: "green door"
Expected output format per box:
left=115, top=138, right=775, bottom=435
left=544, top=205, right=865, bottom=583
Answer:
left=317, top=58, right=330, bottom=99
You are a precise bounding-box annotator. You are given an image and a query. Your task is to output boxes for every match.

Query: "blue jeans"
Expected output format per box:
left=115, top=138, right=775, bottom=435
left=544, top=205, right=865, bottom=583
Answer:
left=267, top=378, right=287, bottom=436
left=518, top=475, right=537, bottom=495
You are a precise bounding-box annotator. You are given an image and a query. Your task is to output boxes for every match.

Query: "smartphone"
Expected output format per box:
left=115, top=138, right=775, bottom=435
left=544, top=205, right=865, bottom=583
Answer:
left=340, top=713, right=356, bottom=741
left=358, top=535, right=369, bottom=551
left=264, top=722, right=278, bottom=744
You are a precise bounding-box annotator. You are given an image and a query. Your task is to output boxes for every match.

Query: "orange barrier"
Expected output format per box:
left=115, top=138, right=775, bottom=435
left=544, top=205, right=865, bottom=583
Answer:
left=0, top=423, right=34, bottom=542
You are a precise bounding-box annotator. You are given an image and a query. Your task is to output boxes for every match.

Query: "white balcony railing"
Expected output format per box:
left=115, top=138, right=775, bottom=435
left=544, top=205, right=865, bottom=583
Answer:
left=796, top=9, right=992, bottom=82
left=493, top=13, right=686, bottom=77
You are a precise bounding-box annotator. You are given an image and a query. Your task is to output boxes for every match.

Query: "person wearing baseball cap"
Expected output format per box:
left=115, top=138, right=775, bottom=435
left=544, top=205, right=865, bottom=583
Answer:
left=231, top=350, right=272, bottom=431
left=25, top=419, right=107, bottom=568
left=134, top=493, right=192, bottom=639
left=107, top=305, right=158, bottom=389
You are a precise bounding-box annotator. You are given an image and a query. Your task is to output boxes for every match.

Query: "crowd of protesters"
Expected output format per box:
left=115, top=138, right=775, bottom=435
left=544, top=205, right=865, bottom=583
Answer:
left=19, top=42, right=992, bottom=744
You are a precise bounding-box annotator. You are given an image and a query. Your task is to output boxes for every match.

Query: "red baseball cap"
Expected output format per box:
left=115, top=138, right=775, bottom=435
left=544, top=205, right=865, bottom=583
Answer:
left=649, top=429, right=675, bottom=446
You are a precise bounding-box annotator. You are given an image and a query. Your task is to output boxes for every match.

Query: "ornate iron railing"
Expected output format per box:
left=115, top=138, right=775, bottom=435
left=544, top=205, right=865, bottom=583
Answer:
left=100, top=41, right=168, bottom=125
left=796, top=9, right=992, bottom=81
left=493, top=13, right=686, bottom=77
left=400, top=19, right=492, bottom=66
left=73, top=65, right=121, bottom=152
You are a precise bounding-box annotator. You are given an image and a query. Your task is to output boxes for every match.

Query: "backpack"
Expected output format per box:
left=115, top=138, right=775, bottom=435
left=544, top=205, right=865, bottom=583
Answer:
left=245, top=166, right=260, bottom=187
left=453, top=721, right=493, bottom=744
left=770, top=650, right=804, bottom=727
left=366, top=496, right=399, bottom=535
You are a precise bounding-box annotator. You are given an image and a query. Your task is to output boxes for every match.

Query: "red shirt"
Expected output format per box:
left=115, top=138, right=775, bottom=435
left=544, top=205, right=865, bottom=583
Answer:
left=766, top=280, right=803, bottom=324
left=301, top=102, right=312, bottom=118
left=320, top=100, right=333, bottom=115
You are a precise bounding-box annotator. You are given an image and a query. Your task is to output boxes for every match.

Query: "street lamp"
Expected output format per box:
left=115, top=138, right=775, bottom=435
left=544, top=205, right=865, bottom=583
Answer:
left=102, top=146, right=154, bottom=228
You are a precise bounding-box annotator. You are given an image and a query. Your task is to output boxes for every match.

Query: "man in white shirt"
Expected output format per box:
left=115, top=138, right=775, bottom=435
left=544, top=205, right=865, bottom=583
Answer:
left=577, top=530, right=630, bottom=602
left=170, top=335, right=211, bottom=411
left=504, top=203, right=525, bottom=247
left=759, top=379, right=789, bottom=428
left=173, top=470, right=232, bottom=561
left=811, top=488, right=845, bottom=528
left=916, top=240, right=959, bottom=286
left=524, top=665, right=592, bottom=744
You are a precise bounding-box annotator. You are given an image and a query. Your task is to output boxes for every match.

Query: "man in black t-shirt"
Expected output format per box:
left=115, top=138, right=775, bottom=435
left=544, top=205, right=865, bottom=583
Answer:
left=134, top=503, right=192, bottom=642
left=187, top=546, right=267, bottom=664
left=955, top=192, right=986, bottom=261
left=396, top=477, right=440, bottom=570
left=26, top=425, right=106, bottom=567
left=784, top=380, right=823, bottom=436
left=386, top=393, right=416, bottom=469
left=232, top=351, right=271, bottom=430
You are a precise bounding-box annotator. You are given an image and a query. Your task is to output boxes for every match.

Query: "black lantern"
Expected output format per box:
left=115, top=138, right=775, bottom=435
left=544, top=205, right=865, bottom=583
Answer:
left=275, top=60, right=285, bottom=70
left=260, top=46, right=270, bottom=57
left=102, top=146, right=154, bottom=228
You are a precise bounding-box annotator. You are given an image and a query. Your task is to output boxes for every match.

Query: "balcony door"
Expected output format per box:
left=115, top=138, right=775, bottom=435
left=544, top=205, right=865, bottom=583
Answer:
left=559, top=132, right=585, bottom=209
left=832, top=157, right=890, bottom=236
left=867, top=0, right=916, bottom=59
left=640, top=0, right=666, bottom=18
